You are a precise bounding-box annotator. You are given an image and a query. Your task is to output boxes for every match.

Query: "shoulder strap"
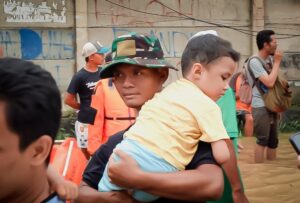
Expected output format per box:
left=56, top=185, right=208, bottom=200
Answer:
left=246, top=56, right=266, bottom=96
left=229, top=72, right=241, bottom=92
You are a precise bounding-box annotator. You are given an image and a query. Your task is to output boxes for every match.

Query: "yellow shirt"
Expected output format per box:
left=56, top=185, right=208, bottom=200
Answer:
left=124, top=78, right=229, bottom=170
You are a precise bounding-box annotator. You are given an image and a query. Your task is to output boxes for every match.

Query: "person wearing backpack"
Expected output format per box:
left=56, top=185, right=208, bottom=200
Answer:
left=230, top=71, right=254, bottom=137
left=247, top=30, right=283, bottom=163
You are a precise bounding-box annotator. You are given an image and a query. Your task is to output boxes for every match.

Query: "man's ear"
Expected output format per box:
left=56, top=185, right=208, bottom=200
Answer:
left=88, top=54, right=94, bottom=61
left=264, top=42, right=270, bottom=49
left=158, top=68, right=169, bottom=83
left=28, top=135, right=53, bottom=166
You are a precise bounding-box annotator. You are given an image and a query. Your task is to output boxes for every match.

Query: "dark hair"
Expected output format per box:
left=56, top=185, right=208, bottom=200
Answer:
left=85, top=57, right=89, bottom=62
left=0, top=58, right=61, bottom=163
left=181, top=34, right=240, bottom=76
left=256, top=30, right=275, bottom=50
left=105, top=52, right=112, bottom=63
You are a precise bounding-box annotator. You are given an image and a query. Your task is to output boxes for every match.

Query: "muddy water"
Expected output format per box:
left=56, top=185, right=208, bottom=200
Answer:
left=238, top=134, right=300, bottom=203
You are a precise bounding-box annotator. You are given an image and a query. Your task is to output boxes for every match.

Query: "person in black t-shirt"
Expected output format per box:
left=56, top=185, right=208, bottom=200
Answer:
left=64, top=41, right=109, bottom=159
left=76, top=33, right=224, bottom=203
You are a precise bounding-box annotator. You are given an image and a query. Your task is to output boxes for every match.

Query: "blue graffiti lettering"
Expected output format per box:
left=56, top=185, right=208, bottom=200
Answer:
left=19, top=28, right=42, bottom=60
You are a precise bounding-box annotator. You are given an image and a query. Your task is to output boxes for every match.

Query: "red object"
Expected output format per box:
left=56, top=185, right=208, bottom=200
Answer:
left=50, top=137, right=88, bottom=185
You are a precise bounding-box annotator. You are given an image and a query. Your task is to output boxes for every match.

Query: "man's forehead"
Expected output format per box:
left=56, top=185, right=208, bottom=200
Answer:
left=270, top=35, right=276, bottom=41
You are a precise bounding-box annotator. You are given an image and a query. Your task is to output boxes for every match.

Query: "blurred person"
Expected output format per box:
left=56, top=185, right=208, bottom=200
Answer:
left=64, top=41, right=109, bottom=159
left=0, top=58, right=70, bottom=203
left=235, top=74, right=254, bottom=137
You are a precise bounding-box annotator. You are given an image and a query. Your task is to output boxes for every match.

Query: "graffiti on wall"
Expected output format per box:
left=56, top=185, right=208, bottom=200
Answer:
left=94, top=0, right=243, bottom=27
left=4, top=0, right=66, bottom=23
left=0, top=28, right=74, bottom=60
left=0, top=28, right=74, bottom=90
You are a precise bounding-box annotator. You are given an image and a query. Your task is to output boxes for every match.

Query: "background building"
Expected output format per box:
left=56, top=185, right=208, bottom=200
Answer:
left=0, top=0, right=299, bottom=104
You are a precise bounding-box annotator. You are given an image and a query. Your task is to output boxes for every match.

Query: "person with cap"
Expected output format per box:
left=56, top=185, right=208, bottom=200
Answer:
left=64, top=41, right=109, bottom=159
left=96, top=32, right=241, bottom=202
left=77, top=32, right=225, bottom=203
left=108, top=31, right=249, bottom=203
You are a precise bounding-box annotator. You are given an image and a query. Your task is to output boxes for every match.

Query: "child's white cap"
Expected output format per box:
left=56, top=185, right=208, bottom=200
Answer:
left=189, top=30, right=218, bottom=42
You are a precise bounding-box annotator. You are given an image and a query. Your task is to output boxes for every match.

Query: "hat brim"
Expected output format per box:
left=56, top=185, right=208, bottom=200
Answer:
left=100, top=58, right=177, bottom=79
left=97, top=47, right=110, bottom=54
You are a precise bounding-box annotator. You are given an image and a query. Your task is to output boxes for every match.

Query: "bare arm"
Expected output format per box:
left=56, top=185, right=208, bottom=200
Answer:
left=258, top=50, right=282, bottom=88
left=211, top=139, right=230, bottom=165
left=108, top=150, right=223, bottom=201
left=297, top=155, right=300, bottom=169
left=76, top=181, right=138, bottom=203
left=47, top=165, right=78, bottom=200
left=222, top=139, right=249, bottom=203
left=64, top=92, right=80, bottom=109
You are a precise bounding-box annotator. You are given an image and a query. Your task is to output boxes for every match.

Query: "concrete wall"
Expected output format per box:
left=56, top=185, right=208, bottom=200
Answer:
left=84, top=0, right=300, bottom=103
left=0, top=0, right=75, bottom=90
left=0, top=0, right=299, bottom=104
left=265, top=0, right=300, bottom=104
left=86, top=0, right=251, bottom=83
left=265, top=0, right=300, bottom=80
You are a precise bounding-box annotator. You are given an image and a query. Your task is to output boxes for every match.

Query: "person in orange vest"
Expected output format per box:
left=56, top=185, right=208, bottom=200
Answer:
left=87, top=53, right=136, bottom=156
left=235, top=74, right=254, bottom=137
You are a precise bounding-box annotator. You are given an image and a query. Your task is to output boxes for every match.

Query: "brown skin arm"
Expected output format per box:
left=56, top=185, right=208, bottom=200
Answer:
left=222, top=139, right=249, bottom=203
left=64, top=92, right=80, bottom=110
left=76, top=181, right=139, bottom=203
left=258, top=50, right=282, bottom=88
left=47, top=165, right=78, bottom=200
left=108, top=150, right=223, bottom=201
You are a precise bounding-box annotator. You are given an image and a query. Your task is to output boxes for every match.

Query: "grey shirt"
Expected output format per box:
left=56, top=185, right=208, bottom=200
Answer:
left=247, top=56, right=273, bottom=108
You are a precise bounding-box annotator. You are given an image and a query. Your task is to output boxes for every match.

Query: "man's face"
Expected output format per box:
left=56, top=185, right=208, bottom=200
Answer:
left=0, top=102, right=31, bottom=201
left=266, top=35, right=277, bottom=55
left=194, top=56, right=237, bottom=101
left=112, top=64, right=167, bottom=110
left=90, top=53, right=105, bottom=65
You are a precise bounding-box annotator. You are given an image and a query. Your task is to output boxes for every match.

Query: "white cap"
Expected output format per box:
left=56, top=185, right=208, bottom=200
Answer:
left=189, top=30, right=218, bottom=42
left=82, top=41, right=109, bottom=58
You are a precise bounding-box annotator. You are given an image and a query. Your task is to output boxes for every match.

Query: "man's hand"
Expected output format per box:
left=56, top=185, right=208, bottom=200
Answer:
left=274, top=50, right=283, bottom=64
left=108, top=150, right=142, bottom=189
left=76, top=182, right=140, bottom=203
left=53, top=179, right=78, bottom=200
left=107, top=191, right=140, bottom=203
left=232, top=190, right=249, bottom=203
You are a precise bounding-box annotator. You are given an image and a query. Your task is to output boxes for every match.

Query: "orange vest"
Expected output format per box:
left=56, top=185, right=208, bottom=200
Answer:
left=50, top=138, right=88, bottom=185
left=236, top=74, right=252, bottom=113
left=87, top=79, right=136, bottom=155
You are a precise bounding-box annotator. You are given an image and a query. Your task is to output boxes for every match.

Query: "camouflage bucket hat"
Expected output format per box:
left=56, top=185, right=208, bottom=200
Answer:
left=100, top=33, right=176, bottom=79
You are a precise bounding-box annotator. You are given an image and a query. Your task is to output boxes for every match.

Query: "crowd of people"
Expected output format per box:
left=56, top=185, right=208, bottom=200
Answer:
left=0, top=29, right=297, bottom=203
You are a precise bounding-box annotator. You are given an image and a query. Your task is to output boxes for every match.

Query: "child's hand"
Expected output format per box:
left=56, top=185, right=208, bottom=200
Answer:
left=53, top=179, right=78, bottom=200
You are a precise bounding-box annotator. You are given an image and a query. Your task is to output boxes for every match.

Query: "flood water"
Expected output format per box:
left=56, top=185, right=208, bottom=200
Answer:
left=238, top=133, right=300, bottom=203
